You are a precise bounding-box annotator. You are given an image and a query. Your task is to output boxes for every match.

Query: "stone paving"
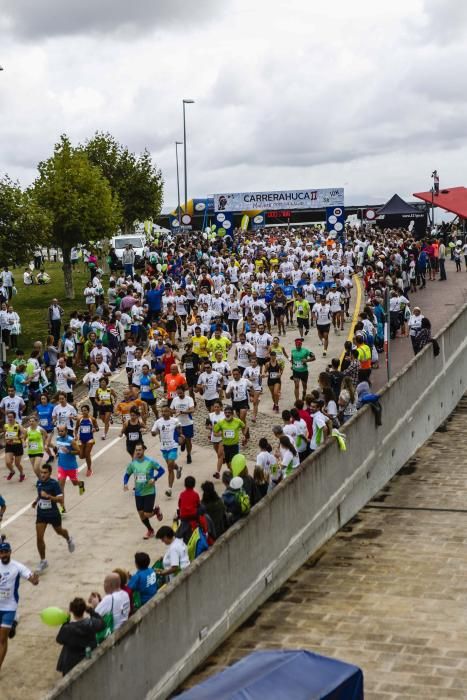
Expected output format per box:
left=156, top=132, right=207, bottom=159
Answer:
left=180, top=396, right=467, bottom=700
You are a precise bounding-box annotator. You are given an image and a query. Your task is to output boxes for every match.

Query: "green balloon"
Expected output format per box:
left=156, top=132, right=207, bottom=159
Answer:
left=40, top=607, right=69, bottom=626
left=217, top=227, right=226, bottom=237
left=161, top=264, right=168, bottom=272
left=211, top=224, right=217, bottom=231
left=231, top=453, right=246, bottom=477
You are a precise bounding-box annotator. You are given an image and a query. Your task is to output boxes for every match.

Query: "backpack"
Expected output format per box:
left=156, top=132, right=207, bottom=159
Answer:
left=235, top=489, right=250, bottom=516
left=187, top=526, right=209, bottom=561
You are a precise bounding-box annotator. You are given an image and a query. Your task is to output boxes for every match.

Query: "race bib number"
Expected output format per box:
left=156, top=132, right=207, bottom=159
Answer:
left=29, top=441, right=39, bottom=451
left=135, top=473, right=147, bottom=483
left=80, top=425, right=91, bottom=434
left=40, top=418, right=48, bottom=427
left=128, top=432, right=139, bottom=442
left=294, top=360, right=303, bottom=369
left=38, top=499, right=52, bottom=509
left=5, top=431, right=16, bottom=440
left=223, top=429, right=235, bottom=439
left=0, top=590, right=9, bottom=599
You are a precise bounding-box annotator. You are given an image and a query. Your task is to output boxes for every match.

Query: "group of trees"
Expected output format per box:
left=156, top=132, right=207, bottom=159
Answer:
left=0, top=133, right=163, bottom=297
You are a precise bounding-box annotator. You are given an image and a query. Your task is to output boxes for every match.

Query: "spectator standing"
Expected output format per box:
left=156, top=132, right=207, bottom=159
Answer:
left=56, top=598, right=104, bottom=676
left=122, top=245, right=136, bottom=280
left=48, top=299, right=64, bottom=345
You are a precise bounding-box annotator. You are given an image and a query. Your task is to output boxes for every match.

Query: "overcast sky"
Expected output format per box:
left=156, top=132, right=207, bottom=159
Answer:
left=0, top=0, right=465, bottom=211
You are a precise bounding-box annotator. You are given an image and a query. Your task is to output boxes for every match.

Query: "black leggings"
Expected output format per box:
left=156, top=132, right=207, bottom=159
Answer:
left=228, top=319, right=238, bottom=336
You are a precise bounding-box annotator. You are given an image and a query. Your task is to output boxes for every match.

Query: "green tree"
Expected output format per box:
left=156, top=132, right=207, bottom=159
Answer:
left=0, top=176, right=51, bottom=266
left=32, top=135, right=121, bottom=299
left=84, top=132, right=164, bottom=232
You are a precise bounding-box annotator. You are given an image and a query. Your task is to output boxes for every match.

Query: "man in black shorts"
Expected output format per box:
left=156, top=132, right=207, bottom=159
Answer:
left=180, top=343, right=200, bottom=404
left=313, top=296, right=332, bottom=357
left=33, top=463, right=75, bottom=573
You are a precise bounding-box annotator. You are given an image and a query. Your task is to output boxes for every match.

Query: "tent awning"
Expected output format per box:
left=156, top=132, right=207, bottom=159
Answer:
left=177, top=649, right=364, bottom=700
left=377, top=194, right=421, bottom=216
left=413, top=186, right=467, bottom=219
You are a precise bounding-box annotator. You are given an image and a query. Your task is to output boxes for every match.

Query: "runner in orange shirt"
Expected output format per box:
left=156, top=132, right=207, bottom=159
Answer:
left=165, top=364, right=187, bottom=401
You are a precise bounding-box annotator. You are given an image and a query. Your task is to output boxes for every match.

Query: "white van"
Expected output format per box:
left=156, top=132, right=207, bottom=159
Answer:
left=111, top=234, right=146, bottom=266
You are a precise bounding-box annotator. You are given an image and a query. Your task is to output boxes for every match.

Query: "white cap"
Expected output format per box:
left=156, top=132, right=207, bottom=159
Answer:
left=230, top=477, right=243, bottom=490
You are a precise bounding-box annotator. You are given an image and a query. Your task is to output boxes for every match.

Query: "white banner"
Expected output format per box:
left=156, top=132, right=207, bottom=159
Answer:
left=213, top=188, right=344, bottom=212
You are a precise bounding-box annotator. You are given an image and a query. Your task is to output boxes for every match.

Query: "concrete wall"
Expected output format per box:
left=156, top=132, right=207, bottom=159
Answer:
left=46, top=302, right=467, bottom=700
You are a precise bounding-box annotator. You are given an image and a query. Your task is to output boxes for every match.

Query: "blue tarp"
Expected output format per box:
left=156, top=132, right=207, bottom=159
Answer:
left=176, top=649, right=364, bottom=700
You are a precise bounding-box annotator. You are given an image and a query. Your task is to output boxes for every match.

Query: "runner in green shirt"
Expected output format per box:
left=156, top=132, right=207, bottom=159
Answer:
left=123, top=444, right=165, bottom=539
left=294, top=291, right=310, bottom=339
left=213, top=405, right=247, bottom=470
left=290, top=338, right=315, bottom=401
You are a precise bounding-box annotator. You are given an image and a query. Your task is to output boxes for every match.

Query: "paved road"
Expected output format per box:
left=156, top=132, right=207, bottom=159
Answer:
left=183, top=395, right=467, bottom=700
left=0, top=285, right=361, bottom=699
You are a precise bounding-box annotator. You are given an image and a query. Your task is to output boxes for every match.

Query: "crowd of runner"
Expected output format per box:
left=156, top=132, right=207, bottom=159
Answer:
left=0, top=222, right=454, bottom=674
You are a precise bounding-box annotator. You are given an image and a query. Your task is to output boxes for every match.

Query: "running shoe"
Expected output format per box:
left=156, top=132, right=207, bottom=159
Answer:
left=165, top=488, right=172, bottom=498
left=37, top=559, right=48, bottom=573
left=101, top=435, right=106, bottom=440
left=152, top=506, right=163, bottom=521
left=180, top=441, right=186, bottom=452
left=8, top=620, right=17, bottom=639
left=86, top=468, right=93, bottom=477
left=143, top=529, right=155, bottom=540
left=60, top=506, right=67, bottom=514
left=213, top=471, right=220, bottom=479
left=323, top=351, right=327, bottom=357
left=19, top=474, right=26, bottom=482
left=67, top=537, right=75, bottom=553
left=6, top=472, right=14, bottom=481
left=46, top=455, right=54, bottom=465
left=78, top=481, right=85, bottom=495
left=187, top=454, right=192, bottom=464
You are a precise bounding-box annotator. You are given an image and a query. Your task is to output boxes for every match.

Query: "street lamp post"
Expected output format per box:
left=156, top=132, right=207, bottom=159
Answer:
left=182, top=99, right=195, bottom=221
left=175, top=141, right=183, bottom=229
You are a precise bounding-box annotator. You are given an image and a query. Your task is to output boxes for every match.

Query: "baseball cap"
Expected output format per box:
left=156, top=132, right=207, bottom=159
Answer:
left=230, top=477, right=243, bottom=490
left=294, top=338, right=303, bottom=344
left=0, top=540, right=11, bottom=552
left=96, top=338, right=103, bottom=344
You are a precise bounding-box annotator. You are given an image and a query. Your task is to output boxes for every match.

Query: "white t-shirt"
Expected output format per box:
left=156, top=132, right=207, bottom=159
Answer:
left=243, top=366, right=262, bottom=391
left=253, top=332, right=272, bottom=359
left=55, top=366, right=76, bottom=393
left=125, top=345, right=136, bottom=368
left=209, top=411, right=225, bottom=442
left=0, top=395, right=25, bottom=422
left=280, top=447, right=300, bottom=472
left=83, top=370, right=103, bottom=398
left=162, top=538, right=190, bottom=581
left=95, top=590, right=130, bottom=631
left=226, top=378, right=253, bottom=402
left=310, top=411, right=327, bottom=450
left=0, top=559, right=32, bottom=611
left=235, top=341, right=255, bottom=368
left=132, top=358, right=150, bottom=387
left=170, top=396, right=194, bottom=427
left=212, top=360, right=231, bottom=386
left=313, top=303, right=332, bottom=326
left=52, top=403, right=77, bottom=430
left=327, top=291, right=343, bottom=312
left=197, top=371, right=221, bottom=400
left=152, top=417, right=181, bottom=450
left=256, top=450, right=276, bottom=475
left=84, top=287, right=96, bottom=304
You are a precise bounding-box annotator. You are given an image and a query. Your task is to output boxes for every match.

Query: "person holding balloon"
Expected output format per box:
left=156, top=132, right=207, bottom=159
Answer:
left=0, top=537, right=39, bottom=671
left=55, top=597, right=104, bottom=675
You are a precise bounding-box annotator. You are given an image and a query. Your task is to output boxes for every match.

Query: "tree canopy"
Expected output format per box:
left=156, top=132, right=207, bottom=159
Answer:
left=32, top=134, right=121, bottom=298
left=84, top=132, right=164, bottom=232
left=0, top=176, right=51, bottom=266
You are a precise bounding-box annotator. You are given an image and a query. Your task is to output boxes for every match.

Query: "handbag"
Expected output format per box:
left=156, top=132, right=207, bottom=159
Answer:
left=95, top=595, right=114, bottom=644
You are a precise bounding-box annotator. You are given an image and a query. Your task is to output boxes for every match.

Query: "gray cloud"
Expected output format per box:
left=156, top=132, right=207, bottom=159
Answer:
left=2, top=0, right=221, bottom=39
left=419, top=0, right=467, bottom=43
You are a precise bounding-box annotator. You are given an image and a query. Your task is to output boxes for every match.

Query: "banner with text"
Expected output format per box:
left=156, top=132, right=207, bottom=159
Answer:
left=213, top=188, right=344, bottom=212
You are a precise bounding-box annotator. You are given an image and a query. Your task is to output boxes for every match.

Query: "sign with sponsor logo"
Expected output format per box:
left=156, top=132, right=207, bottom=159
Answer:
left=213, top=188, right=344, bottom=212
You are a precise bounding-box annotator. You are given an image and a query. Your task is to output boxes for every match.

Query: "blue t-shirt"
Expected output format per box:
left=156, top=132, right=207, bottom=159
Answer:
left=37, top=404, right=54, bottom=432
left=0, top=494, right=5, bottom=508
left=146, top=289, right=163, bottom=312
left=140, top=374, right=154, bottom=401
left=128, top=567, right=157, bottom=604
left=56, top=435, right=78, bottom=470
left=36, top=478, right=62, bottom=518
left=13, top=373, right=28, bottom=399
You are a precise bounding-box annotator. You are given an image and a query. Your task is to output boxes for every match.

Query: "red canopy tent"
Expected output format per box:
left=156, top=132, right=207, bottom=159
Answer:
left=413, top=186, right=467, bottom=220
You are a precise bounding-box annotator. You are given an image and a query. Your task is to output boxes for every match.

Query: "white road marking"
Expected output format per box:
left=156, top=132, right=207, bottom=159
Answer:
left=0, top=436, right=121, bottom=529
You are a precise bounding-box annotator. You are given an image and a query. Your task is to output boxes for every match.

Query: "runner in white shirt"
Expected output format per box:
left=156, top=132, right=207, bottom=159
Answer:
left=243, top=356, right=262, bottom=423
left=327, top=286, right=344, bottom=334
left=170, top=386, right=195, bottom=465
left=54, top=358, right=76, bottom=399
left=312, top=298, right=332, bottom=357
left=0, top=539, right=38, bottom=666
left=0, top=389, right=26, bottom=423
left=151, top=405, right=183, bottom=497
left=131, top=349, right=150, bottom=388
left=52, top=396, right=77, bottom=433
left=206, top=401, right=225, bottom=477
left=252, top=326, right=272, bottom=366
left=197, top=364, right=222, bottom=409
left=235, top=335, right=255, bottom=372
left=226, top=367, right=254, bottom=426
left=124, top=338, right=137, bottom=384
left=212, top=352, right=231, bottom=393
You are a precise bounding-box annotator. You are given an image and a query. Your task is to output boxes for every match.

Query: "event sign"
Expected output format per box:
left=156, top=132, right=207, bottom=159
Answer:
left=213, top=188, right=344, bottom=212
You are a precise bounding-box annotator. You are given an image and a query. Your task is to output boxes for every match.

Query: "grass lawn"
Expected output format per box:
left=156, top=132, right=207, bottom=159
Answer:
left=9, top=261, right=97, bottom=356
